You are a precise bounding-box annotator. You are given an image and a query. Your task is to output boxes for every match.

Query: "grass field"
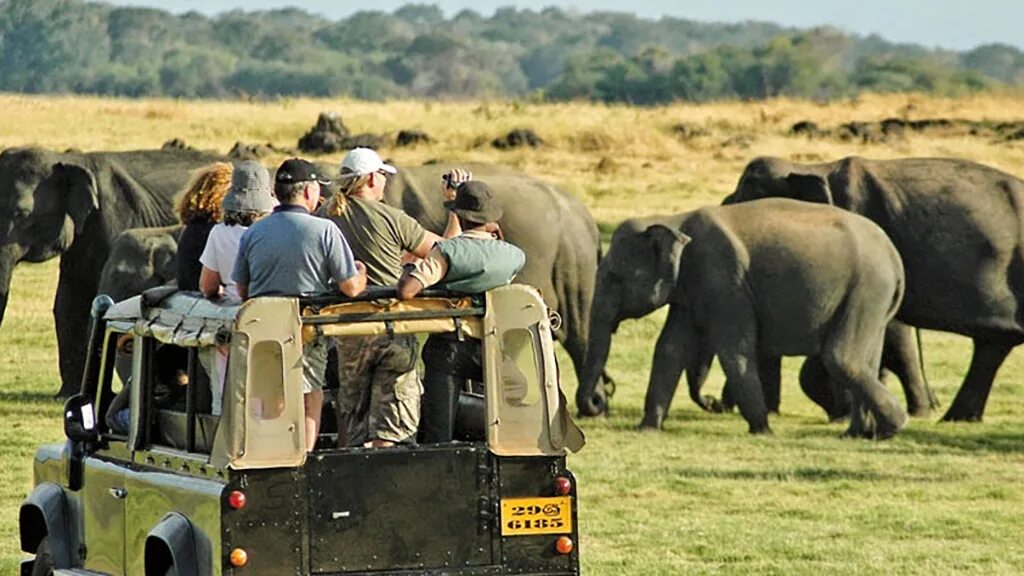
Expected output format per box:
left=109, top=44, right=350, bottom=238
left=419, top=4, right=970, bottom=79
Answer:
left=2, top=92, right=1024, bottom=574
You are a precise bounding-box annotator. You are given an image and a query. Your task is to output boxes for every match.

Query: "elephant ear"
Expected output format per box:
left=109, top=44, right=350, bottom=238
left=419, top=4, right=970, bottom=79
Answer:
left=785, top=173, right=833, bottom=204
left=643, top=224, right=691, bottom=286
left=53, top=162, right=99, bottom=234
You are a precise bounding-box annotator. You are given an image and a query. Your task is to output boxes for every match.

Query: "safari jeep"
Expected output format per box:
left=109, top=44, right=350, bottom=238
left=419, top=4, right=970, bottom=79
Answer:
left=19, top=285, right=585, bottom=575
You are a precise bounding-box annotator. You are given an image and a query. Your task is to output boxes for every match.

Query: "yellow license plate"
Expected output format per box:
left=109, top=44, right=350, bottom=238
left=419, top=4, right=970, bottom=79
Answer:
left=500, top=496, right=572, bottom=536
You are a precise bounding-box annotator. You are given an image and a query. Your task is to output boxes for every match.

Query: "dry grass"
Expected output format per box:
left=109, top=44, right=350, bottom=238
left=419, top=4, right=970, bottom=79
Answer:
left=2, top=92, right=1024, bottom=573
left=6, top=92, right=1024, bottom=225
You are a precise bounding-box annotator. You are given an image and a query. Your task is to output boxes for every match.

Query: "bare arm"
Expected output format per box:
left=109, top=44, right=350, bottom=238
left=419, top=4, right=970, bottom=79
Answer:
left=397, top=272, right=425, bottom=300
left=411, top=230, right=442, bottom=259
left=443, top=211, right=462, bottom=238
left=199, top=267, right=222, bottom=299
left=237, top=283, right=248, bottom=300
left=440, top=168, right=472, bottom=238
left=338, top=261, right=368, bottom=297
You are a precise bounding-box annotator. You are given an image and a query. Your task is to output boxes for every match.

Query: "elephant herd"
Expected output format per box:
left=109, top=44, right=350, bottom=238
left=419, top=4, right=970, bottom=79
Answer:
left=2, top=146, right=1023, bottom=440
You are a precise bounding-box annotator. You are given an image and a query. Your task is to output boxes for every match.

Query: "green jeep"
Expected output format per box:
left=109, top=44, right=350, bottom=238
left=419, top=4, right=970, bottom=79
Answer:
left=19, top=285, right=585, bottom=575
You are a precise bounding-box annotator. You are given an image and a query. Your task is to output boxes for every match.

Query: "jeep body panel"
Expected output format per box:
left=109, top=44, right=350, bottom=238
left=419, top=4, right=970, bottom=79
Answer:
left=21, top=286, right=583, bottom=575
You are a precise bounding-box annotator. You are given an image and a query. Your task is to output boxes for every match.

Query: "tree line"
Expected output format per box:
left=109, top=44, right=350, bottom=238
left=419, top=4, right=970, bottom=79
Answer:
left=0, top=0, right=1021, bottom=102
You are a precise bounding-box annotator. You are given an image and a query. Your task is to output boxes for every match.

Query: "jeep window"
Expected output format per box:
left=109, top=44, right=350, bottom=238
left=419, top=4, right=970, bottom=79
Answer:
left=132, top=337, right=219, bottom=454
left=96, top=328, right=129, bottom=438
left=249, top=340, right=286, bottom=420
left=500, top=327, right=542, bottom=407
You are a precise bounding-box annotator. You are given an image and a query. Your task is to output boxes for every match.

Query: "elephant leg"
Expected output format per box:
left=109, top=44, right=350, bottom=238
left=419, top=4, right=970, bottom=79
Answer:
left=640, top=307, right=689, bottom=430
left=717, top=352, right=770, bottom=435
left=722, top=354, right=779, bottom=414
left=882, top=321, right=937, bottom=417
left=941, top=339, right=1014, bottom=422
left=822, top=329, right=907, bottom=440
left=686, top=346, right=718, bottom=412
left=759, top=352, right=781, bottom=414
left=55, top=271, right=98, bottom=397
left=799, top=355, right=849, bottom=421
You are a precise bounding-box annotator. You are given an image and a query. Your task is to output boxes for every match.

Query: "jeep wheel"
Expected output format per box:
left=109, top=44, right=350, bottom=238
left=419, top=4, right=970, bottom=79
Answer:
left=31, top=536, right=55, bottom=576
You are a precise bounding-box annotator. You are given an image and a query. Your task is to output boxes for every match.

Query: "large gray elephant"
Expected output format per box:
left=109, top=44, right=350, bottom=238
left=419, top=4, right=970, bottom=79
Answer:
left=96, top=162, right=605, bottom=399
left=723, top=156, right=1024, bottom=422
left=0, top=147, right=223, bottom=396
left=577, top=198, right=909, bottom=438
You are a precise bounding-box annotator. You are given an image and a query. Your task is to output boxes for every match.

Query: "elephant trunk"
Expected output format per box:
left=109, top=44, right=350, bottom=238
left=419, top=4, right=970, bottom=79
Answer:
left=0, top=243, right=25, bottom=327
left=577, top=281, right=621, bottom=417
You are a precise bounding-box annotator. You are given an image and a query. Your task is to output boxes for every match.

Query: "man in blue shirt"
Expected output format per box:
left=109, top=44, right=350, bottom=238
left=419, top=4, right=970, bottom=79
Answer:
left=234, top=158, right=367, bottom=451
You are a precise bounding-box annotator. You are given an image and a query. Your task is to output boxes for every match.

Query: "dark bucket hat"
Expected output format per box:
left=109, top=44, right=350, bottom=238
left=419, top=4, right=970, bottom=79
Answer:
left=444, top=180, right=503, bottom=223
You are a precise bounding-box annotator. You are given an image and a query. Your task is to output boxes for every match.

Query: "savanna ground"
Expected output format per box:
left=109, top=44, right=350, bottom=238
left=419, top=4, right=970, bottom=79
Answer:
left=1, top=92, right=1024, bottom=574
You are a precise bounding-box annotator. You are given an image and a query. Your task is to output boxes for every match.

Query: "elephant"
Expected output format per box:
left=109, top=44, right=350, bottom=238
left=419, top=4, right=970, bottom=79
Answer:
left=0, top=147, right=224, bottom=397
left=94, top=162, right=605, bottom=402
left=577, top=198, right=909, bottom=438
left=723, top=156, right=1024, bottom=422
left=97, top=225, right=183, bottom=302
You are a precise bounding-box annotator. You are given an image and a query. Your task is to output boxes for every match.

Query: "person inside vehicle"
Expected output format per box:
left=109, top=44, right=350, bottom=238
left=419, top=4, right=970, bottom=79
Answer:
left=233, top=157, right=367, bottom=452
left=397, top=180, right=525, bottom=443
left=106, top=340, right=191, bottom=435
left=198, top=161, right=275, bottom=415
left=325, top=148, right=469, bottom=448
left=175, top=162, right=233, bottom=291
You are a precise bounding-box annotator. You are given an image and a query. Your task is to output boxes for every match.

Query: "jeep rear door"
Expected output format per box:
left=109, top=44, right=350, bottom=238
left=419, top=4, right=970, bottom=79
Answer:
left=307, top=444, right=493, bottom=573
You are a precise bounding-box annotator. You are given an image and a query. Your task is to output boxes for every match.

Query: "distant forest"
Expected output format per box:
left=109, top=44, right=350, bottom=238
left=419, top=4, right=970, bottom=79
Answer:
left=2, top=0, right=1023, bottom=103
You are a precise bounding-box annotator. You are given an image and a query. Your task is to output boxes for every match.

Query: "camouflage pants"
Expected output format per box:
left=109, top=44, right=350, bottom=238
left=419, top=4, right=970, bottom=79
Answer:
left=335, top=334, right=422, bottom=446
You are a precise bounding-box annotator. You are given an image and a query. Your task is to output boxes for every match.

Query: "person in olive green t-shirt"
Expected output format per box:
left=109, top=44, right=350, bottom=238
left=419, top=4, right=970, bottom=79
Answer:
left=325, top=148, right=470, bottom=448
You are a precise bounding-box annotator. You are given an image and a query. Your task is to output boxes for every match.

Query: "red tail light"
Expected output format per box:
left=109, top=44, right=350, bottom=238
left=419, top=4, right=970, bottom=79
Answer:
left=555, top=536, right=574, bottom=554
left=228, top=490, right=247, bottom=510
left=554, top=476, right=572, bottom=495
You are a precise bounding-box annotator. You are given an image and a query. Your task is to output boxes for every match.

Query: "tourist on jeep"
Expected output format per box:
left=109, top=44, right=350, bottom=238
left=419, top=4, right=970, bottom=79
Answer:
left=325, top=148, right=470, bottom=448
left=175, top=162, right=232, bottom=291
left=397, top=180, right=525, bottom=443
left=233, top=157, right=367, bottom=451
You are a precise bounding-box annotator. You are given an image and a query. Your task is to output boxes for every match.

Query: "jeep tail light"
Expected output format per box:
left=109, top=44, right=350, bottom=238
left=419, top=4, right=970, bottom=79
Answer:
left=228, top=490, right=247, bottom=510
left=230, top=548, right=248, bottom=567
left=555, top=536, right=573, bottom=555
left=554, top=476, right=572, bottom=495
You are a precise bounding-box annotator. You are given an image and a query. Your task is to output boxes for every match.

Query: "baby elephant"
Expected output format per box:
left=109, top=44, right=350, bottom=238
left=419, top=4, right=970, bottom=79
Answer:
left=577, top=198, right=908, bottom=439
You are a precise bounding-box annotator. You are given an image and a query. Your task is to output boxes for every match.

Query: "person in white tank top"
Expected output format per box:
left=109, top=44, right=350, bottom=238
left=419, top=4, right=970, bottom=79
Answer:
left=197, top=161, right=275, bottom=414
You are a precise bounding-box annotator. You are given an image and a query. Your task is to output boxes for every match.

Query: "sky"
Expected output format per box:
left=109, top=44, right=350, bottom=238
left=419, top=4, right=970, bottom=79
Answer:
left=103, top=0, right=1024, bottom=51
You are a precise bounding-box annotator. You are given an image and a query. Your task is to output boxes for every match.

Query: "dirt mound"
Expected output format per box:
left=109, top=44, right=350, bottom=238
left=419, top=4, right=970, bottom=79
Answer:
left=161, top=138, right=196, bottom=151
left=789, top=117, right=1024, bottom=143
left=396, top=130, right=432, bottom=147
left=789, top=121, right=822, bottom=137
left=227, top=141, right=292, bottom=161
left=492, top=128, right=543, bottom=150
left=297, top=112, right=351, bottom=153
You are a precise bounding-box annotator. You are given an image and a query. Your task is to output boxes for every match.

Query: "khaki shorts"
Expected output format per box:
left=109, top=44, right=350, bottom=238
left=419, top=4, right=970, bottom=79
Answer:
left=302, top=336, right=330, bottom=394
left=335, top=334, right=422, bottom=446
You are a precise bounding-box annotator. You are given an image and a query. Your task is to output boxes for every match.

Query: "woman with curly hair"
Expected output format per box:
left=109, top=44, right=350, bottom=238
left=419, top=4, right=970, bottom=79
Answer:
left=175, top=162, right=232, bottom=291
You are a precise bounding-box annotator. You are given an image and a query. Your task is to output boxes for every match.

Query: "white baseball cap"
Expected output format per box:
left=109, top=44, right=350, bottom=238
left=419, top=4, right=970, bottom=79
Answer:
left=339, top=147, right=397, bottom=178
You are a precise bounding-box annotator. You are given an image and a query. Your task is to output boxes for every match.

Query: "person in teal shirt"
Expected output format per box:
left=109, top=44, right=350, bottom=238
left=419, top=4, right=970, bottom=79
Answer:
left=398, top=180, right=525, bottom=442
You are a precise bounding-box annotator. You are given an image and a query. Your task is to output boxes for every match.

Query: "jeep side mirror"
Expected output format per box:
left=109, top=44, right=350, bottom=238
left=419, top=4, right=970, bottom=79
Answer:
left=63, top=394, right=99, bottom=443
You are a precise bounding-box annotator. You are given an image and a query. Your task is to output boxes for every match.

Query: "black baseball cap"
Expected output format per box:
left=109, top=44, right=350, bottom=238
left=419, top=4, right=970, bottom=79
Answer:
left=444, top=180, right=503, bottom=223
left=275, top=158, right=332, bottom=185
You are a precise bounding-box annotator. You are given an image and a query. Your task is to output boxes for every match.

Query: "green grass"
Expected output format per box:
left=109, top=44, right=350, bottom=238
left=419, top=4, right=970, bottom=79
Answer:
left=3, top=262, right=1024, bottom=574
left=2, top=92, right=1024, bottom=574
